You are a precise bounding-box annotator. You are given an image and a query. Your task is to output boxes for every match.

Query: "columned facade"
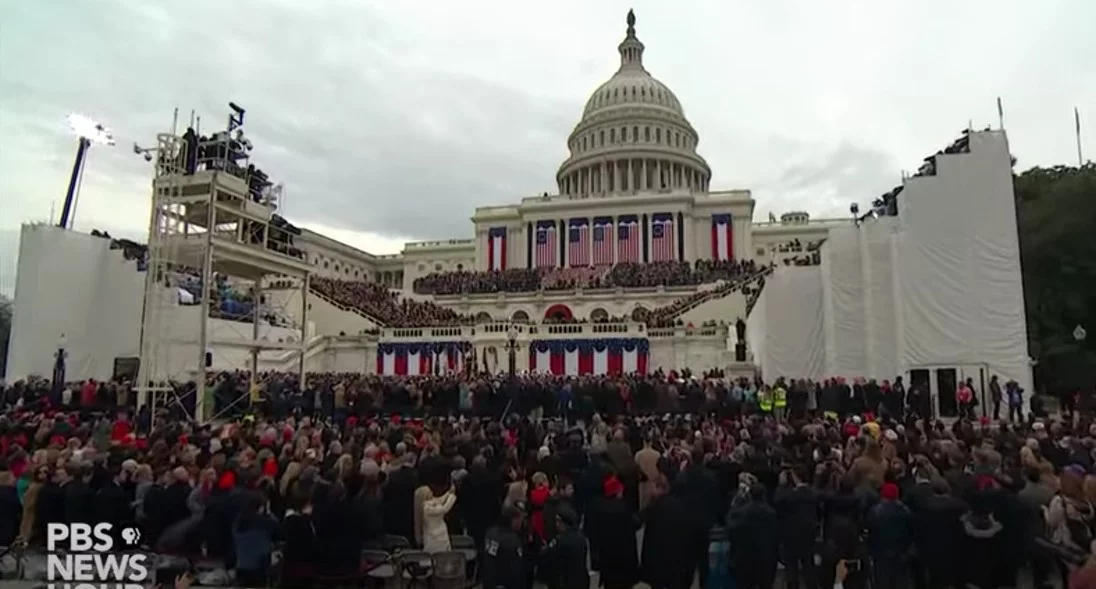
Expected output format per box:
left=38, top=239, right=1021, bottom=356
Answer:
left=555, top=11, right=711, bottom=199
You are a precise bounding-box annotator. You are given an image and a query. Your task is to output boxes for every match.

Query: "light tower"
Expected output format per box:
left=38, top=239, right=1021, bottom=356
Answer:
left=134, top=105, right=311, bottom=423
left=59, top=114, right=115, bottom=229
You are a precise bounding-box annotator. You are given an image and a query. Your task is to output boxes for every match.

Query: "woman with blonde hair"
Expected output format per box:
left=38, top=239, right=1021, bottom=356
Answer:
left=18, top=465, right=50, bottom=544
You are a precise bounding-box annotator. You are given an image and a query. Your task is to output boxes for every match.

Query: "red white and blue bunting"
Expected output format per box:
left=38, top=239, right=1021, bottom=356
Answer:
left=528, top=338, right=649, bottom=376
left=377, top=341, right=472, bottom=376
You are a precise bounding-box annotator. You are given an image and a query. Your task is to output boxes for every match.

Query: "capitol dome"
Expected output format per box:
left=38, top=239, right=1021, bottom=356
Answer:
left=557, top=10, right=711, bottom=197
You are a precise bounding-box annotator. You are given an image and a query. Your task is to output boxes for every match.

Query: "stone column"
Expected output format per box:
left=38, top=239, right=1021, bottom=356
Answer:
left=655, top=160, right=662, bottom=190
left=600, top=163, right=607, bottom=194
left=627, top=159, right=634, bottom=193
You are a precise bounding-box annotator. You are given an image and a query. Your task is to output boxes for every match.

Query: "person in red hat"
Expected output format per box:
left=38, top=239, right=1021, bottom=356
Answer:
left=866, top=481, right=913, bottom=589
left=590, top=475, right=639, bottom=589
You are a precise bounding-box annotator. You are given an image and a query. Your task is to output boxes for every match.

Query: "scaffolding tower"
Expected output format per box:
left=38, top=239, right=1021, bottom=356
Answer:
left=135, top=107, right=311, bottom=423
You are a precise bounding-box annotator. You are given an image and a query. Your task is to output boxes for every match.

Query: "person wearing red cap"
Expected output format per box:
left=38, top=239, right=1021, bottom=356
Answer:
left=866, top=482, right=913, bottom=589
left=590, top=475, right=639, bottom=589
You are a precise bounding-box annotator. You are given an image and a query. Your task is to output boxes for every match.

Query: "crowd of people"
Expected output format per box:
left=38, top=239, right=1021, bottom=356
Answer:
left=1, top=367, right=1095, bottom=589
left=413, top=260, right=759, bottom=296
left=311, top=277, right=474, bottom=328
left=312, top=264, right=765, bottom=330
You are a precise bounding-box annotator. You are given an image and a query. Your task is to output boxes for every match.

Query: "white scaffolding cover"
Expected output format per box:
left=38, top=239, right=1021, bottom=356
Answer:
left=747, top=131, right=1032, bottom=393
left=747, top=266, right=826, bottom=380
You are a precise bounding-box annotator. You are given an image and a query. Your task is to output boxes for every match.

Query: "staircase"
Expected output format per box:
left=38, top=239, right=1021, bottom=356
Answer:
left=664, top=266, right=774, bottom=324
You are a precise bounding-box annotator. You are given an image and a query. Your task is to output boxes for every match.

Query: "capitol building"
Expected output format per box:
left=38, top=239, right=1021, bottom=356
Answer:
left=5, top=11, right=1033, bottom=418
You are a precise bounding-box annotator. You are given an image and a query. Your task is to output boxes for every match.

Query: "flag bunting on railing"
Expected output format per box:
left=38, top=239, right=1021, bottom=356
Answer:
left=528, top=338, right=649, bottom=376
left=376, top=341, right=473, bottom=375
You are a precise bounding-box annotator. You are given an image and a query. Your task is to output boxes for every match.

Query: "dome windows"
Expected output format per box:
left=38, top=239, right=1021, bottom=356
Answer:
left=656, top=128, right=661, bottom=142
left=633, top=126, right=638, bottom=143
left=610, top=128, right=616, bottom=143
left=644, top=127, right=650, bottom=142
left=599, top=130, right=605, bottom=146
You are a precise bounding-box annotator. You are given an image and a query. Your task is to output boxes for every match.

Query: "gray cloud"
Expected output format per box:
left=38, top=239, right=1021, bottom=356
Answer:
left=1, top=0, right=1093, bottom=251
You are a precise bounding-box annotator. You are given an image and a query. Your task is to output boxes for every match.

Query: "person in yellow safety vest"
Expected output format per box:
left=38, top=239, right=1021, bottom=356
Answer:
left=757, top=386, right=774, bottom=414
left=773, top=385, right=788, bottom=419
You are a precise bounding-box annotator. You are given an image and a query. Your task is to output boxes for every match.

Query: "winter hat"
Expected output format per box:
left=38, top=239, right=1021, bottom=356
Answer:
left=603, top=475, right=624, bottom=497
left=881, top=483, right=900, bottom=500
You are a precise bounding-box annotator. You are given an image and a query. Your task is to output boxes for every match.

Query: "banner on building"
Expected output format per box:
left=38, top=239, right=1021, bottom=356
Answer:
left=711, top=214, right=734, bottom=261
left=488, top=227, right=507, bottom=270
left=376, top=341, right=472, bottom=376
left=528, top=338, right=649, bottom=376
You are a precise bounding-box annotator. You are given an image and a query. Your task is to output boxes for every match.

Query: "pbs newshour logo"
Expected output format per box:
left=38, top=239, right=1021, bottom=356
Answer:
left=46, top=522, right=148, bottom=589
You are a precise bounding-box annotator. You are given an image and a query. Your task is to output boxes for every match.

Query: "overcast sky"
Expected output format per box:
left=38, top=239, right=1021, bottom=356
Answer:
left=1, top=0, right=1093, bottom=293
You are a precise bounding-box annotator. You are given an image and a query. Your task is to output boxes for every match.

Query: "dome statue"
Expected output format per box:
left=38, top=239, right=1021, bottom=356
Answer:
left=556, top=11, right=711, bottom=198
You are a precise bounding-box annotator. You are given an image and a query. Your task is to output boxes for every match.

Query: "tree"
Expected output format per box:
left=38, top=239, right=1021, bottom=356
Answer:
left=0, top=295, right=10, bottom=378
left=1016, top=163, right=1096, bottom=393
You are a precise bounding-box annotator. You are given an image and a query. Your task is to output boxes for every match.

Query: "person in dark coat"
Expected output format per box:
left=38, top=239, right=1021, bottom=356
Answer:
left=280, top=494, right=318, bottom=587
left=676, top=450, right=720, bottom=589
left=590, top=476, right=639, bottom=589
left=727, top=484, right=779, bottom=589
left=482, top=506, right=526, bottom=589
left=459, top=455, right=503, bottom=554
left=773, top=466, right=820, bottom=589
left=63, top=463, right=96, bottom=525
left=382, top=457, right=420, bottom=542
left=913, top=479, right=968, bottom=589
left=541, top=506, right=588, bottom=589
left=95, top=467, right=135, bottom=532
left=866, top=483, right=913, bottom=589
left=0, top=471, right=21, bottom=546
left=640, top=479, right=691, bottom=589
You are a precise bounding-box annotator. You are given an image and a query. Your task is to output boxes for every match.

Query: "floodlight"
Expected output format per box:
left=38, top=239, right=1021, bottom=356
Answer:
left=58, top=114, right=115, bottom=229
left=68, top=113, right=115, bottom=146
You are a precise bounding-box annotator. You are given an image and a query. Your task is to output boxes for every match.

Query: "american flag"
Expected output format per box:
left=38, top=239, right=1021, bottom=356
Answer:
left=535, top=223, right=557, bottom=268
left=568, top=220, right=590, bottom=266
left=617, top=217, right=640, bottom=263
left=592, top=219, right=614, bottom=266
left=652, top=215, right=674, bottom=261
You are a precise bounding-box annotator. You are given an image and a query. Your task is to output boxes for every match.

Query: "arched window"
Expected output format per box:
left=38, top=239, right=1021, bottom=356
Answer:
left=622, top=127, right=628, bottom=141
left=610, top=129, right=616, bottom=143
left=656, top=128, right=661, bottom=142
left=599, top=130, right=605, bottom=145
left=644, top=127, right=650, bottom=142
left=582, top=136, right=587, bottom=150
left=633, top=126, right=639, bottom=142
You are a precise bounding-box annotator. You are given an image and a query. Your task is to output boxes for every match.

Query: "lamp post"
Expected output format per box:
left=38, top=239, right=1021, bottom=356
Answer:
left=504, top=327, right=520, bottom=378
left=51, top=334, right=68, bottom=403
left=1075, top=325, right=1088, bottom=342
left=59, top=114, right=115, bottom=230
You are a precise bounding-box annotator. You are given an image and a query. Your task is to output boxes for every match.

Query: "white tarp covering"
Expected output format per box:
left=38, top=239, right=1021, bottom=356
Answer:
left=748, top=130, right=1032, bottom=395
left=747, top=266, right=826, bottom=380
left=897, top=130, right=1032, bottom=393
left=6, top=224, right=144, bottom=382
left=5, top=224, right=309, bottom=383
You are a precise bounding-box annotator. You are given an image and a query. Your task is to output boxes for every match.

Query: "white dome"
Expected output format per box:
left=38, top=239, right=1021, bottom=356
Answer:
left=580, top=69, right=685, bottom=120
left=557, top=11, right=710, bottom=197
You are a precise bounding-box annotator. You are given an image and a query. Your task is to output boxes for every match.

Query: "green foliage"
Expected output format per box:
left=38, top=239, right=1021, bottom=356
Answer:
left=0, top=295, right=10, bottom=377
left=1016, top=163, right=1096, bottom=392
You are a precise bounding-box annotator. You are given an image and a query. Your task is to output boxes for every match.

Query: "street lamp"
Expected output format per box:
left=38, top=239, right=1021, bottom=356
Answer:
left=59, top=114, right=115, bottom=230
left=504, top=327, right=520, bottom=378
left=1075, top=325, right=1088, bottom=342
left=51, top=333, right=69, bottom=401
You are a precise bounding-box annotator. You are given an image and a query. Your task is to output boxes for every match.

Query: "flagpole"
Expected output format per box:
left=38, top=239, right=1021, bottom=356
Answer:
left=997, top=97, right=1004, bottom=130
left=1076, top=107, right=1085, bottom=166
